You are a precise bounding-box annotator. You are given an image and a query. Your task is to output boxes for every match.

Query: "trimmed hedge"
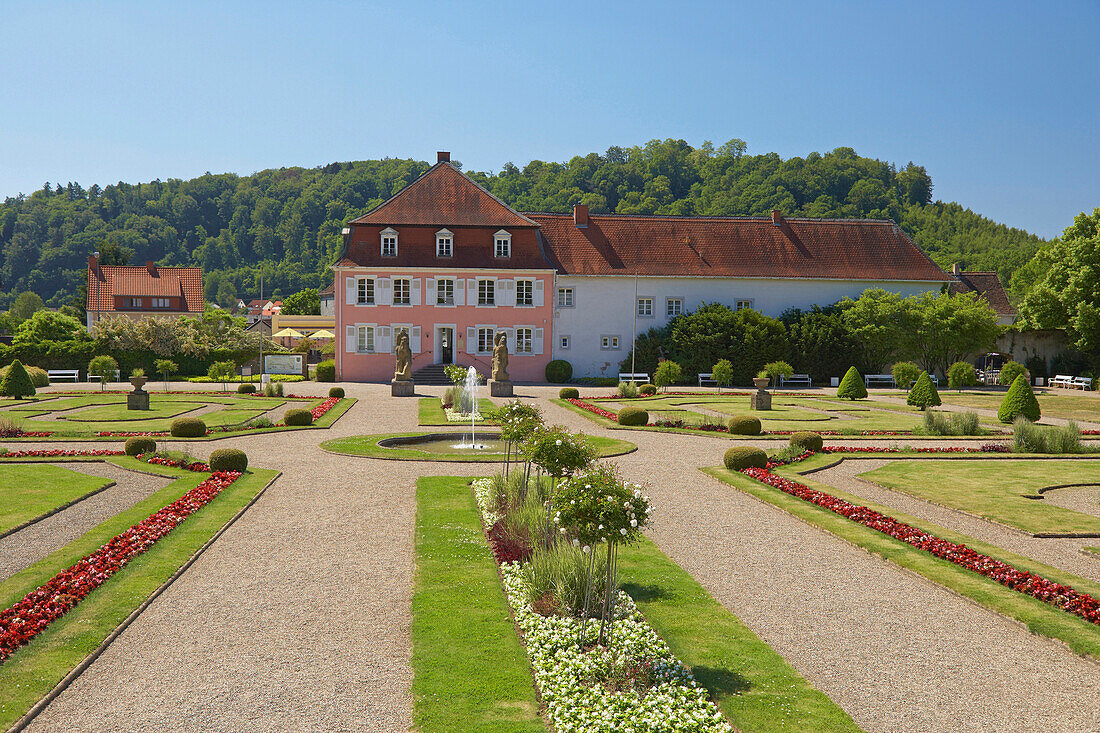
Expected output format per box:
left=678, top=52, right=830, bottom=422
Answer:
left=789, top=431, right=823, bottom=453
left=315, top=359, right=336, bottom=382
left=0, top=363, right=49, bottom=388
left=723, top=446, right=768, bottom=470
left=124, top=437, right=157, bottom=456
left=726, top=415, right=762, bottom=435
left=329, top=386, right=345, bottom=398
left=209, top=448, right=248, bottom=472
left=906, top=372, right=942, bottom=410
left=170, top=417, right=207, bottom=438
left=237, top=383, right=256, bottom=394
left=545, top=359, right=573, bottom=383
left=284, top=408, right=314, bottom=426
left=0, top=359, right=36, bottom=399
left=836, top=366, right=867, bottom=400
left=559, top=387, right=580, bottom=399
left=999, top=375, right=1041, bottom=423
left=638, top=383, right=657, bottom=396
left=617, top=406, right=649, bottom=426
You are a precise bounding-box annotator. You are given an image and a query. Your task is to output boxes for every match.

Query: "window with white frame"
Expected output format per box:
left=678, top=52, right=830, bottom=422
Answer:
left=436, top=229, right=453, bottom=258
left=557, top=287, right=574, bottom=307
left=436, top=278, right=454, bottom=305
left=127, top=297, right=142, bottom=308
left=559, top=335, right=570, bottom=350
left=380, top=228, right=398, bottom=257
left=151, top=298, right=170, bottom=309
left=735, top=299, right=754, bottom=311
left=600, top=335, right=621, bottom=350
left=516, top=279, right=533, bottom=307
left=515, top=327, right=533, bottom=354
left=494, top=230, right=511, bottom=258
left=477, top=327, right=494, bottom=354
left=357, top=326, right=375, bottom=353
left=666, top=297, right=683, bottom=317
left=637, top=297, right=653, bottom=317
left=357, top=278, right=375, bottom=305
left=393, top=278, right=411, bottom=305
left=478, top=279, right=495, bottom=306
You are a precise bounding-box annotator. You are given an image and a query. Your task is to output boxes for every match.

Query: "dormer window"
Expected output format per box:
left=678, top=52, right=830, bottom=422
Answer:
left=494, top=230, right=511, bottom=258
left=436, top=229, right=453, bottom=258
left=380, top=227, right=398, bottom=257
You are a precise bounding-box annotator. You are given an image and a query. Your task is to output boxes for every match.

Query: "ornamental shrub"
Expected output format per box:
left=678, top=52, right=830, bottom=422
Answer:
left=617, top=406, right=648, bottom=426
left=88, top=355, right=119, bottom=391
left=638, top=383, right=657, bottom=396
left=891, top=361, right=921, bottom=391
left=0, top=359, right=36, bottom=399
left=124, top=437, right=157, bottom=456
left=789, top=431, right=823, bottom=453
left=836, top=367, right=867, bottom=400
left=723, top=446, right=768, bottom=470
left=711, top=359, right=733, bottom=391
left=0, top=363, right=49, bottom=388
left=617, top=381, right=638, bottom=398
left=921, top=410, right=981, bottom=436
left=284, top=407, right=313, bottom=426
left=999, top=375, right=1041, bottom=423
left=315, top=359, right=336, bottom=382
left=998, top=360, right=1029, bottom=386
left=545, top=359, right=573, bottom=383
left=170, top=417, right=207, bottom=437
left=329, top=386, right=345, bottom=398
left=947, top=361, right=978, bottom=390
left=906, top=372, right=941, bottom=410
left=209, top=448, right=248, bottom=472
left=237, top=383, right=256, bottom=393
left=727, top=415, right=762, bottom=435
left=559, top=387, right=579, bottom=399
left=653, top=359, right=683, bottom=391
left=761, top=360, right=794, bottom=385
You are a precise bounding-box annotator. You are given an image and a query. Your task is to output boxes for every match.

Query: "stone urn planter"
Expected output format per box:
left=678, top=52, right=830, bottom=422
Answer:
left=752, top=377, right=771, bottom=389
left=127, top=376, right=150, bottom=410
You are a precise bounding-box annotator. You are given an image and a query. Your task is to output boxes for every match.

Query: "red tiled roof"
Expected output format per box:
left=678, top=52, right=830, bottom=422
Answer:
left=530, top=213, right=950, bottom=282
left=87, top=264, right=203, bottom=312
left=319, top=281, right=335, bottom=296
left=350, top=162, right=538, bottom=228
left=949, top=271, right=1016, bottom=315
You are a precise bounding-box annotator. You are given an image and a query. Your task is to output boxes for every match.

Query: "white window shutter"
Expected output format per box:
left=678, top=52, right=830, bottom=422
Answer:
left=502, top=279, right=516, bottom=307
left=467, top=279, right=478, bottom=304
left=466, top=326, right=476, bottom=354
left=533, top=280, right=544, bottom=307
left=345, top=325, right=356, bottom=352
left=411, top=326, right=421, bottom=353
left=411, top=278, right=421, bottom=306
left=377, top=325, right=392, bottom=353
left=503, top=327, right=516, bottom=352
left=454, top=279, right=465, bottom=306
left=345, top=277, right=356, bottom=305
left=426, top=278, right=436, bottom=304
left=377, top=278, right=392, bottom=306
left=534, top=327, right=544, bottom=355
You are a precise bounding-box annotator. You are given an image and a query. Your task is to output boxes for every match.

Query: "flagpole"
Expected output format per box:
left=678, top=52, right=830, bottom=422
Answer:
left=631, top=272, right=638, bottom=378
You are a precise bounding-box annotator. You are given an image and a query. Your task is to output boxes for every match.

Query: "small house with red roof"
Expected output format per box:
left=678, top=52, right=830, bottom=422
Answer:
left=948, top=264, right=1016, bottom=325
left=85, top=256, right=204, bottom=329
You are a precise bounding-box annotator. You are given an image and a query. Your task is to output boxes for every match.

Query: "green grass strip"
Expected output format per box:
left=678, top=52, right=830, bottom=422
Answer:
left=701, top=465, right=1100, bottom=660
left=618, top=536, right=861, bottom=733
left=322, top=432, right=636, bottom=462
left=412, top=477, right=544, bottom=733
left=0, top=461, right=278, bottom=729
left=0, top=464, right=112, bottom=535
left=418, top=397, right=497, bottom=426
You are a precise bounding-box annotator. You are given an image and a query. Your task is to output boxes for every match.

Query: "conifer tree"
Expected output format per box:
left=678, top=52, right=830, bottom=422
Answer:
left=836, top=366, right=867, bottom=400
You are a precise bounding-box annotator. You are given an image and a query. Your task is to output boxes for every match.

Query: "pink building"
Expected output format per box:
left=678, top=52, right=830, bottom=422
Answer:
left=334, top=153, right=556, bottom=382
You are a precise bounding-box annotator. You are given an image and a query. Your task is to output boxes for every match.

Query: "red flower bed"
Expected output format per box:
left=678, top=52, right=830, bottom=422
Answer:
left=0, top=448, right=124, bottom=459
left=96, top=430, right=169, bottom=437
left=486, top=519, right=531, bottom=564
left=739, top=455, right=1099, bottom=626
left=567, top=398, right=618, bottom=421
left=95, top=397, right=343, bottom=437
left=143, top=455, right=210, bottom=472
left=0, top=466, right=240, bottom=661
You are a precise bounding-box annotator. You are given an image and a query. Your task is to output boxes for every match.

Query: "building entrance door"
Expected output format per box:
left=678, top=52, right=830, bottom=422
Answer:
left=439, top=327, right=454, bottom=364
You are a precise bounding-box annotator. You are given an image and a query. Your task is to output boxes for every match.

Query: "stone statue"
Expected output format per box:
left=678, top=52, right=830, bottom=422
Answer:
left=394, top=332, right=412, bottom=382
left=491, top=332, right=510, bottom=382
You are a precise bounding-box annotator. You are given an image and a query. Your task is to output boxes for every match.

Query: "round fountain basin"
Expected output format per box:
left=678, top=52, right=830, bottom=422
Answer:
left=376, top=432, right=508, bottom=455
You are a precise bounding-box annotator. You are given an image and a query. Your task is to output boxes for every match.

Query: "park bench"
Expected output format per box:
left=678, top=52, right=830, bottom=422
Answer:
left=618, top=372, right=649, bottom=384
left=697, top=372, right=717, bottom=386
left=780, top=373, right=812, bottom=388
left=1049, top=374, right=1074, bottom=388
left=864, top=374, right=895, bottom=388
left=1071, top=376, right=1093, bottom=391
left=87, top=370, right=120, bottom=383
left=47, top=369, right=80, bottom=382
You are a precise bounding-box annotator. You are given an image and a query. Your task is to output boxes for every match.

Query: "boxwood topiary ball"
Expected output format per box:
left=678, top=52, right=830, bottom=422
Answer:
left=638, top=384, right=657, bottom=396
left=545, top=359, right=573, bottom=383
left=617, top=406, right=649, bottom=426
left=209, top=448, right=248, bottom=472
left=170, top=417, right=207, bottom=438
left=789, top=431, right=823, bottom=453
left=559, top=387, right=580, bottom=399
left=237, top=383, right=256, bottom=394
left=329, top=386, right=345, bottom=398
left=284, top=407, right=314, bottom=426
left=124, top=436, right=157, bottom=456
left=727, top=415, right=762, bottom=435
left=723, top=446, right=768, bottom=470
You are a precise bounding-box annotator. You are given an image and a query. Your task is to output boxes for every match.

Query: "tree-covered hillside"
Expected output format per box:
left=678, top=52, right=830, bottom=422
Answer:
left=0, top=140, right=1046, bottom=310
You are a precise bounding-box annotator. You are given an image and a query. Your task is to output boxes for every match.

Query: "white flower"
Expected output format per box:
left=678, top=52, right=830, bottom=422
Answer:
left=560, top=527, right=567, bottom=534
left=631, top=519, right=638, bottom=527
left=555, top=439, right=562, bottom=446
left=620, top=527, right=627, bottom=535
left=572, top=539, right=579, bottom=547
left=582, top=545, right=590, bottom=553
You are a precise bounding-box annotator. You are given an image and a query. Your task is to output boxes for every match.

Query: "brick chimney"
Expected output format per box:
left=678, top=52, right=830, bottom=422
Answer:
left=573, top=204, right=589, bottom=229
left=146, top=260, right=156, bottom=276
left=87, top=254, right=99, bottom=276
left=437, top=151, right=450, bottom=163
left=771, top=209, right=783, bottom=226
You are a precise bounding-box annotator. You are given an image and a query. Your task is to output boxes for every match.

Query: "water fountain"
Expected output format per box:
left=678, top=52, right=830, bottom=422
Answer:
left=454, top=366, right=486, bottom=450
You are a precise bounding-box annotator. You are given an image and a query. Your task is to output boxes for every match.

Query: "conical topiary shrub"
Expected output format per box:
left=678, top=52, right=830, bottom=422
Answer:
left=836, top=367, right=867, bottom=400
left=0, top=359, right=36, bottom=399
left=906, top=371, right=941, bottom=410
left=998, top=374, right=1041, bottom=423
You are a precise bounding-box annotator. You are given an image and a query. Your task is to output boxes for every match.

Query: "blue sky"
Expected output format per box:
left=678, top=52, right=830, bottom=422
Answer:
left=2, top=1, right=1096, bottom=238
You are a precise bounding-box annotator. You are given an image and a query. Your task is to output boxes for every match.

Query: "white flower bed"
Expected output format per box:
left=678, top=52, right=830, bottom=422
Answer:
left=472, top=477, right=502, bottom=526
left=444, top=407, right=483, bottom=422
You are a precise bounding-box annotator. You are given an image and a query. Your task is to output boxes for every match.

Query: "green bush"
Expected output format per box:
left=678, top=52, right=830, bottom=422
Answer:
left=170, top=417, right=207, bottom=437
left=124, top=437, right=157, bottom=456
left=947, top=361, right=978, bottom=390
left=726, top=415, right=762, bottom=435
left=315, top=359, right=336, bottom=382
left=209, top=448, right=248, bottom=472
left=237, top=383, right=256, bottom=394
left=891, top=361, right=921, bottom=391
left=88, top=354, right=119, bottom=390
left=999, top=375, right=1041, bottom=423
left=284, top=407, right=313, bottom=426
left=653, top=359, right=683, bottom=391
left=617, top=381, right=638, bottom=398
left=558, top=387, right=579, bottom=399
left=1013, top=419, right=1080, bottom=454
left=638, top=383, right=657, bottom=395
left=0, top=363, right=49, bottom=388
left=761, top=360, right=794, bottom=384
left=836, top=367, right=867, bottom=400
left=329, top=386, right=345, bottom=398
left=789, top=431, right=824, bottom=453
left=723, top=446, right=768, bottom=470
left=906, top=372, right=941, bottom=410
left=998, top=360, right=1029, bottom=386
left=0, top=359, right=36, bottom=398
left=921, top=411, right=981, bottom=436
left=545, top=359, right=573, bottom=383
left=617, top=406, right=649, bottom=426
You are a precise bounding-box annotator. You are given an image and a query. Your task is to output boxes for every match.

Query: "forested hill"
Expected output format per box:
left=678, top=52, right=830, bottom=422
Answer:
left=0, top=140, right=1047, bottom=310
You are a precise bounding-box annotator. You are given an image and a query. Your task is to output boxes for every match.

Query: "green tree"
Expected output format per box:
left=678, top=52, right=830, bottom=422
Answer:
left=998, top=360, right=1029, bottom=386
left=836, top=366, right=868, bottom=400
left=88, top=355, right=119, bottom=390
left=711, top=358, right=733, bottom=393
left=947, top=361, right=978, bottom=390
left=12, top=310, right=83, bottom=346
left=781, top=305, right=866, bottom=384
left=891, top=361, right=922, bottom=391
left=902, top=290, right=1002, bottom=378
left=653, top=359, right=683, bottom=392
left=0, top=359, right=36, bottom=399
left=10, top=291, right=45, bottom=321
left=208, top=360, right=236, bottom=391
left=906, top=372, right=941, bottom=410
left=665, top=303, right=788, bottom=385
left=998, top=375, right=1041, bottom=423
left=840, top=289, right=909, bottom=371
left=281, top=287, right=320, bottom=315
left=154, top=358, right=178, bottom=390
left=760, top=360, right=793, bottom=386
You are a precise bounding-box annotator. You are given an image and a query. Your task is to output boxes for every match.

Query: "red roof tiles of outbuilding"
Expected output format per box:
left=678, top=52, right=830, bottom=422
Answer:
left=949, top=271, right=1016, bottom=314
left=87, top=264, right=204, bottom=312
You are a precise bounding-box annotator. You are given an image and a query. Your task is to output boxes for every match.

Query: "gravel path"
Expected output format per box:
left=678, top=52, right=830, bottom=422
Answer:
left=0, top=461, right=172, bottom=580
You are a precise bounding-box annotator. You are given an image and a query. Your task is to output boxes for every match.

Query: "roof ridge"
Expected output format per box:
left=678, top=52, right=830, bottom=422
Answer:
left=525, top=211, right=898, bottom=225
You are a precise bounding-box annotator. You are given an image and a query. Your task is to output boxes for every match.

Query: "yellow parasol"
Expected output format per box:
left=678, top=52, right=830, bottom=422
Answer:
left=309, top=329, right=335, bottom=339
left=273, top=328, right=304, bottom=338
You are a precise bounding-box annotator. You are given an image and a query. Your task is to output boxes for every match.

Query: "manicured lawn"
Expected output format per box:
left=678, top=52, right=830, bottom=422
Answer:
left=0, top=458, right=279, bottom=730
left=412, top=477, right=544, bottom=733
left=321, top=432, right=636, bottom=462
left=57, top=400, right=209, bottom=422
left=702, top=462, right=1100, bottom=660
left=418, top=396, right=497, bottom=425
left=619, top=537, right=861, bottom=733
left=0, top=464, right=112, bottom=535
left=861, top=458, right=1100, bottom=535
left=932, top=390, right=1100, bottom=423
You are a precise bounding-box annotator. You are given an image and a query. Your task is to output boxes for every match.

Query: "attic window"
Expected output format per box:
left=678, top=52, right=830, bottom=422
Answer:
left=494, top=230, right=511, bottom=258
left=436, top=229, right=453, bottom=258
left=380, top=227, right=398, bottom=257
